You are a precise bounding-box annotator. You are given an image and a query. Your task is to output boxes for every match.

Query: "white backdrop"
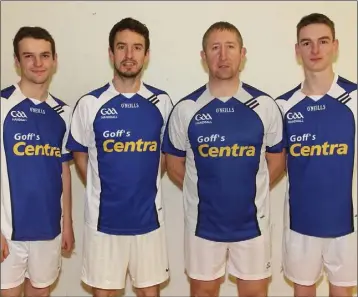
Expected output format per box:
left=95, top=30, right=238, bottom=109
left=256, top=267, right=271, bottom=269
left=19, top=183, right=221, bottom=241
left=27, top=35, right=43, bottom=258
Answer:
left=1, top=1, right=357, bottom=296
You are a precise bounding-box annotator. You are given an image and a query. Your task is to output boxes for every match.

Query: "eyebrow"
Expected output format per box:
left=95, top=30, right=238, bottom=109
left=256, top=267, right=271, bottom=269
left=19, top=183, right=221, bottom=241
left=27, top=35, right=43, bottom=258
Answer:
left=116, top=42, right=144, bottom=47
left=22, top=51, right=51, bottom=55
left=211, top=41, right=237, bottom=46
left=299, top=36, right=332, bottom=43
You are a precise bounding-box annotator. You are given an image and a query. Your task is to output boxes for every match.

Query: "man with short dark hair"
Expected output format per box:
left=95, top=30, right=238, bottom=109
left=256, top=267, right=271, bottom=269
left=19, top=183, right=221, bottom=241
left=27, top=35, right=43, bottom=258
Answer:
left=66, top=18, right=172, bottom=297
left=276, top=13, right=357, bottom=297
left=1, top=26, right=74, bottom=297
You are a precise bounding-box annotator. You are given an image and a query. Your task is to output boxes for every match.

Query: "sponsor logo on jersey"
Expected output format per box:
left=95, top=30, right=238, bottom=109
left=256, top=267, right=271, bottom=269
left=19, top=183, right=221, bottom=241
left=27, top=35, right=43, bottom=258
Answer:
left=103, top=139, right=158, bottom=153
left=307, top=105, right=326, bottom=112
left=12, top=133, right=61, bottom=157
left=121, top=103, right=139, bottom=109
left=30, top=107, right=46, bottom=114
left=216, top=107, right=235, bottom=113
left=102, top=130, right=157, bottom=153
left=196, top=134, right=255, bottom=157
left=100, top=107, right=118, bottom=119
left=286, top=112, right=304, bottom=124
left=198, top=143, right=255, bottom=157
left=10, top=110, right=27, bottom=122
left=195, top=113, right=212, bottom=125
left=290, top=142, right=348, bottom=157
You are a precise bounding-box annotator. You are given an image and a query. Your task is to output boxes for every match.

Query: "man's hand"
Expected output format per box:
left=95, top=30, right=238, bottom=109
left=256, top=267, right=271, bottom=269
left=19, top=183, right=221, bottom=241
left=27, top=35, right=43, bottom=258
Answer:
left=1, top=233, right=9, bottom=262
left=61, top=219, right=75, bottom=255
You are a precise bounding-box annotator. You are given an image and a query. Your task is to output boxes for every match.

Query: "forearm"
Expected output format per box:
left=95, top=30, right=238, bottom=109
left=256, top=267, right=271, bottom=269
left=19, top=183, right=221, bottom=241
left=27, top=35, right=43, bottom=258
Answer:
left=73, top=152, right=88, bottom=185
left=161, top=154, right=166, bottom=177
left=62, top=162, right=72, bottom=222
left=167, top=155, right=186, bottom=190
left=267, top=151, right=286, bottom=188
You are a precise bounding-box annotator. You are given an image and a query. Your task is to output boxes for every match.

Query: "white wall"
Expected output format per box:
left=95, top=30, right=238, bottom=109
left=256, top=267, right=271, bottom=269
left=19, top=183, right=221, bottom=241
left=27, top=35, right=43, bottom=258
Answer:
left=1, top=1, right=357, bottom=296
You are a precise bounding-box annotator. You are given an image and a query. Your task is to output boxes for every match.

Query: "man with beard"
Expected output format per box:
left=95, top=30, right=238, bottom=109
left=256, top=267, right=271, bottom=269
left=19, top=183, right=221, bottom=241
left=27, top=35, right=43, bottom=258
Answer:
left=66, top=18, right=172, bottom=297
left=1, top=26, right=74, bottom=297
left=162, top=22, right=286, bottom=297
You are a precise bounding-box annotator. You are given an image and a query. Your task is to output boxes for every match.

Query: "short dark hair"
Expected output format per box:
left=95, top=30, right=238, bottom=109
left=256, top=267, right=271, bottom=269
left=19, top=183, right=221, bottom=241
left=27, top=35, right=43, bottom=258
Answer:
left=297, top=13, right=335, bottom=41
left=109, top=17, right=150, bottom=53
left=202, top=21, right=243, bottom=51
left=13, top=26, right=56, bottom=60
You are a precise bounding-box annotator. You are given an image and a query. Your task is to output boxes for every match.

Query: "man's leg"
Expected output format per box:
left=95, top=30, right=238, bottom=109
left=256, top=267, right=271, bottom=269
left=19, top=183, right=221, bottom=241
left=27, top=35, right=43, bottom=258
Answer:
left=1, top=239, right=27, bottom=297
left=81, top=225, right=131, bottom=297
left=23, top=278, right=50, bottom=297
left=282, top=229, right=323, bottom=297
left=25, top=234, right=62, bottom=297
left=129, top=225, right=169, bottom=297
left=227, top=227, right=271, bottom=297
left=184, top=228, right=228, bottom=297
left=324, top=232, right=357, bottom=297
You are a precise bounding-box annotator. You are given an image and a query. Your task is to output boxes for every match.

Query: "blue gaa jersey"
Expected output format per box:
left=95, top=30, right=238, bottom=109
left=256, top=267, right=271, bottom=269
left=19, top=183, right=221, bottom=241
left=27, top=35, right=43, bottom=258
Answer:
left=1, top=84, right=72, bottom=241
left=66, top=81, right=172, bottom=235
left=162, top=82, right=284, bottom=242
left=276, top=74, right=357, bottom=238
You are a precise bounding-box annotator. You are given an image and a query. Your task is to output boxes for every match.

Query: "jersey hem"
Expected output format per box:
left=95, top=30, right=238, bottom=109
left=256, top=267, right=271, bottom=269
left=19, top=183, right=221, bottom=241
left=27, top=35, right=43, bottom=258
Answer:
left=95, top=223, right=160, bottom=236
left=290, top=227, right=354, bottom=238
left=195, top=229, right=261, bottom=243
left=11, top=231, right=61, bottom=241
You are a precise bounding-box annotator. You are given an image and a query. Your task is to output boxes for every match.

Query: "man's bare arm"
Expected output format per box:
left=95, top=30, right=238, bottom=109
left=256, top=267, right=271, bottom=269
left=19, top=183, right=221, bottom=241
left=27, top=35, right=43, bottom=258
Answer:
left=161, top=153, right=166, bottom=177
left=166, top=154, right=186, bottom=190
left=266, top=149, right=286, bottom=189
left=73, top=152, right=88, bottom=186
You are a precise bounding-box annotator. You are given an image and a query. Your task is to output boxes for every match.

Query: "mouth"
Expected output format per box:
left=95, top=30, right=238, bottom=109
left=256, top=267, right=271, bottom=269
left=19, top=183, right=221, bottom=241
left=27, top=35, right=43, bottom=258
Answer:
left=122, top=61, right=136, bottom=67
left=310, top=58, right=322, bottom=62
left=32, top=70, right=46, bottom=75
left=218, top=65, right=230, bottom=69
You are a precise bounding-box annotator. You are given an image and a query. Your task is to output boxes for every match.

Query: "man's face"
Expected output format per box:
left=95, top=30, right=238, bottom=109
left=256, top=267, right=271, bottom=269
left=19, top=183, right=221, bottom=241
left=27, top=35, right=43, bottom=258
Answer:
left=15, top=37, right=57, bottom=85
left=201, top=29, right=246, bottom=81
left=109, top=29, right=149, bottom=79
left=296, top=23, right=338, bottom=73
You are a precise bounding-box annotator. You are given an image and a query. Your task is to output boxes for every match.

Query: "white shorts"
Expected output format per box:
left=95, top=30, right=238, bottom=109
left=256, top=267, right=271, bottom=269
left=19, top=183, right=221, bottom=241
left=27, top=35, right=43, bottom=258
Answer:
left=0, top=235, right=62, bottom=290
left=282, top=229, right=357, bottom=287
left=82, top=224, right=169, bottom=290
left=184, top=227, right=272, bottom=281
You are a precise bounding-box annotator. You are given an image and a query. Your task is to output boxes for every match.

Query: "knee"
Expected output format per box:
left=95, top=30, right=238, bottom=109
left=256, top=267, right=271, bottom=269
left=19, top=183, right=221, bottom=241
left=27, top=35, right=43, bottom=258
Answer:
left=135, top=285, right=160, bottom=297
left=29, top=286, right=51, bottom=297
left=190, top=278, right=221, bottom=297
left=92, top=287, right=117, bottom=297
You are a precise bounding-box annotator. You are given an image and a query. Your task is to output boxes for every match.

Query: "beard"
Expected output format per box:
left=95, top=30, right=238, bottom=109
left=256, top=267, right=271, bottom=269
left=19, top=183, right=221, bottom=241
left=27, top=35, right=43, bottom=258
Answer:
left=115, top=64, right=143, bottom=79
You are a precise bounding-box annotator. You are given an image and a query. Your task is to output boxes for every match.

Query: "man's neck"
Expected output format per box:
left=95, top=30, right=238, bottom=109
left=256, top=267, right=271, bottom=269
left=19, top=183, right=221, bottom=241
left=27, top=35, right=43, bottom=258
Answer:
left=208, top=76, right=240, bottom=98
left=18, top=79, right=49, bottom=102
left=112, top=75, right=141, bottom=94
left=302, top=68, right=335, bottom=96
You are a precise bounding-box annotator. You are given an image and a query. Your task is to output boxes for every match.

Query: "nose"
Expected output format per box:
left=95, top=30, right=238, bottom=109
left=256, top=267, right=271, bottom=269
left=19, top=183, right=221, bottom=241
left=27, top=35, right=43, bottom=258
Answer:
left=219, top=45, right=227, bottom=60
left=311, top=42, right=320, bottom=55
left=125, top=47, right=133, bottom=59
left=33, top=56, right=43, bottom=67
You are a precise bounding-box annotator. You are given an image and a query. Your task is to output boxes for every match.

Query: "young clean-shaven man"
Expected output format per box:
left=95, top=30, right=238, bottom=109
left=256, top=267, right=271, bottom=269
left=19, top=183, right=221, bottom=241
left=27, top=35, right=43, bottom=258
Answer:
left=1, top=26, right=74, bottom=297
left=276, top=13, right=357, bottom=297
left=163, top=21, right=286, bottom=297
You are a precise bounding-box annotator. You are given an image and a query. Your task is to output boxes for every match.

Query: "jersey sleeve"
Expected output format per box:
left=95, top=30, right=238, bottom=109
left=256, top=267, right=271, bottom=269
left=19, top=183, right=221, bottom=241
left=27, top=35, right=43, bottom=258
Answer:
left=160, top=94, right=174, bottom=144
left=162, top=101, right=187, bottom=157
left=66, top=97, right=90, bottom=152
left=275, top=99, right=289, bottom=149
left=61, top=105, right=73, bottom=162
left=266, top=99, right=284, bottom=153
